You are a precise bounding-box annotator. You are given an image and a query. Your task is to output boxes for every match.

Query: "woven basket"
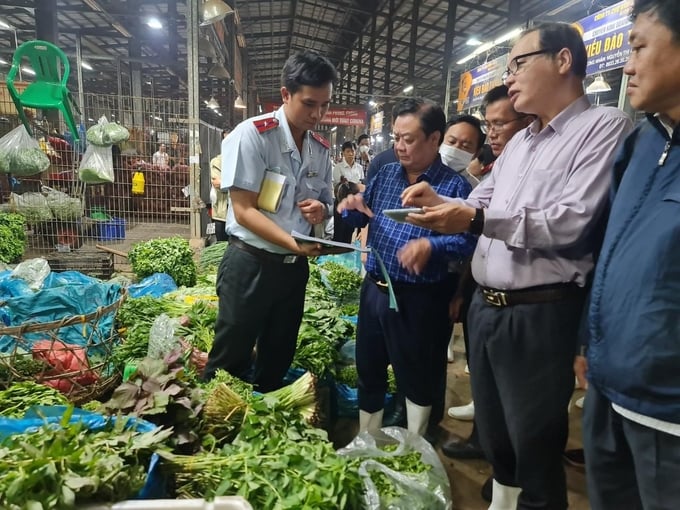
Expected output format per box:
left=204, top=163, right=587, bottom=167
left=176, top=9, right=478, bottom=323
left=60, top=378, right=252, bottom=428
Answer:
left=0, top=287, right=127, bottom=405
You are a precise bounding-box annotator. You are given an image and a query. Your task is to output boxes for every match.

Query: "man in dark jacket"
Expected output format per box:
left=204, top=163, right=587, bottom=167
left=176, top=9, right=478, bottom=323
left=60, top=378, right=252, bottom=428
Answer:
left=576, top=1, right=680, bottom=508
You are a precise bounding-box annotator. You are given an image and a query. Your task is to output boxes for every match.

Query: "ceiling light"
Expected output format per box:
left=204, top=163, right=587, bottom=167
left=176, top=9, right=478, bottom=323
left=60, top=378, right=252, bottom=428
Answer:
left=0, top=58, right=7, bottom=65
left=147, top=18, right=163, bottom=29
left=545, top=0, right=582, bottom=16
left=466, top=37, right=483, bottom=46
left=207, top=96, right=220, bottom=109
left=200, top=0, right=234, bottom=26
left=330, top=126, right=337, bottom=132
left=199, top=34, right=216, bottom=58
left=493, top=28, right=522, bottom=45
left=0, top=19, right=14, bottom=30
left=257, top=104, right=263, bottom=113
left=586, top=75, right=612, bottom=94
left=208, top=62, right=231, bottom=80
left=81, top=61, right=93, bottom=71
left=456, top=41, right=493, bottom=65
left=234, top=95, right=246, bottom=109
left=21, top=67, right=35, bottom=76
left=402, top=84, right=414, bottom=94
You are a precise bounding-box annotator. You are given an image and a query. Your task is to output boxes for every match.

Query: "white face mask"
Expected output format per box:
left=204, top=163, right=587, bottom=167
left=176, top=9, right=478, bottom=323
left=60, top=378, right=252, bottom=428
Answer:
left=439, top=144, right=474, bottom=171
left=359, top=144, right=370, bottom=154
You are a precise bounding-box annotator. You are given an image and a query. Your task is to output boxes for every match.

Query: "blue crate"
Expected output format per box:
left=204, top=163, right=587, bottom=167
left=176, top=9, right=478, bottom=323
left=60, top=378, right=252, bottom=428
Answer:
left=99, top=217, right=126, bottom=241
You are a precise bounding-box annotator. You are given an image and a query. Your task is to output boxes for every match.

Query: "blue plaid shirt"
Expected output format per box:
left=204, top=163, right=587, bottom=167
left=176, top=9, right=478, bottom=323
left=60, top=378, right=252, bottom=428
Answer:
left=344, top=157, right=477, bottom=283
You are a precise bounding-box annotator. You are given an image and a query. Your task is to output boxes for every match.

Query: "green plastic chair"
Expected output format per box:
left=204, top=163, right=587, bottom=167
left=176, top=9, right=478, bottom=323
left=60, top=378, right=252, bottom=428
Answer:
left=6, top=40, right=80, bottom=141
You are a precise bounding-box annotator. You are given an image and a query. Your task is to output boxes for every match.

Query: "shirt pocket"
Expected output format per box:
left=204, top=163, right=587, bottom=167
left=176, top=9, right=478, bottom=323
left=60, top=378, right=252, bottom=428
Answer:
left=523, top=167, right=566, bottom=207
left=296, top=175, right=329, bottom=201
left=662, top=192, right=680, bottom=204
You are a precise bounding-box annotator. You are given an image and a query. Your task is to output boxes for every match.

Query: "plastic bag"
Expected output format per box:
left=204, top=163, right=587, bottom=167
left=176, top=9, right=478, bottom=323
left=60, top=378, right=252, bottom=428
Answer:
left=79, top=143, right=114, bottom=183
left=337, top=427, right=452, bottom=510
left=0, top=125, right=50, bottom=176
left=86, top=115, right=129, bottom=147
left=128, top=272, right=178, bottom=298
left=9, top=192, right=54, bottom=222
left=11, top=257, right=51, bottom=290
left=43, top=186, right=83, bottom=220
left=147, top=314, right=181, bottom=359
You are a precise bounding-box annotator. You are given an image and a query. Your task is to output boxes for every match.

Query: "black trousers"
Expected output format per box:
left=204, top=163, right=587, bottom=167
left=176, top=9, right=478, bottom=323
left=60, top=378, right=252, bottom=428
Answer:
left=204, top=243, right=309, bottom=392
left=583, top=385, right=680, bottom=510
left=356, top=276, right=455, bottom=417
left=468, top=288, right=584, bottom=510
left=214, top=220, right=228, bottom=242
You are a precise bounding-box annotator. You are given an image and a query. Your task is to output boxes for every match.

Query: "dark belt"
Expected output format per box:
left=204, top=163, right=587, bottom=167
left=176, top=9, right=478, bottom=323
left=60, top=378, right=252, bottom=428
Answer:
left=228, top=236, right=299, bottom=264
left=367, top=273, right=448, bottom=294
left=479, top=283, right=582, bottom=307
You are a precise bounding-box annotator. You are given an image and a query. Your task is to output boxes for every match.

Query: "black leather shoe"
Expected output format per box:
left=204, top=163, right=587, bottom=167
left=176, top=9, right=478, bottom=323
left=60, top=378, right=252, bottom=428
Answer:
left=440, top=434, right=485, bottom=459
left=481, top=476, right=492, bottom=502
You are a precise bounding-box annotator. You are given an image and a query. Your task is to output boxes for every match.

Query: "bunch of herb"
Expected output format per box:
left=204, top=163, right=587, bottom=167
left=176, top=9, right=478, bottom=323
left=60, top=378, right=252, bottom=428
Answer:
left=339, top=302, right=360, bottom=316
left=164, top=397, right=364, bottom=509
left=112, top=296, right=192, bottom=367
left=201, top=370, right=319, bottom=445
left=198, top=242, right=227, bottom=273
left=128, top=237, right=197, bottom=287
left=176, top=301, right=217, bottom=353
left=0, top=381, right=68, bottom=417
left=0, top=212, right=26, bottom=264
left=102, top=350, right=204, bottom=453
left=335, top=364, right=397, bottom=393
left=0, top=408, right=172, bottom=509
left=199, top=369, right=253, bottom=399
left=320, top=260, right=363, bottom=302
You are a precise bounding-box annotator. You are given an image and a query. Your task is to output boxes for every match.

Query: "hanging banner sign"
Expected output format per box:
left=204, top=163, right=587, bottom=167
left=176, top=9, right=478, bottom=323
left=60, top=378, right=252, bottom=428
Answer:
left=456, top=54, right=508, bottom=112
left=573, top=0, right=633, bottom=76
left=319, top=107, right=367, bottom=127
left=370, top=111, right=383, bottom=135
left=261, top=103, right=367, bottom=127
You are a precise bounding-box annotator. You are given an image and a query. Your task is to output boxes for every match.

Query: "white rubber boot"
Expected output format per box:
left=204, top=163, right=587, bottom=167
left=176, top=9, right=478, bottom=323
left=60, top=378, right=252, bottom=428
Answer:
left=405, top=398, right=432, bottom=436
left=488, top=479, right=522, bottom=510
left=447, top=401, right=475, bottom=421
left=447, top=338, right=455, bottom=362
left=359, top=409, right=384, bottom=435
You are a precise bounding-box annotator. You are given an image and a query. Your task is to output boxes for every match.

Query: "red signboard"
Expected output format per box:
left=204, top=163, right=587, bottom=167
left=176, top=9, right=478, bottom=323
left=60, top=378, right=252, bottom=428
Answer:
left=319, top=107, right=367, bottom=127
left=262, top=103, right=366, bottom=127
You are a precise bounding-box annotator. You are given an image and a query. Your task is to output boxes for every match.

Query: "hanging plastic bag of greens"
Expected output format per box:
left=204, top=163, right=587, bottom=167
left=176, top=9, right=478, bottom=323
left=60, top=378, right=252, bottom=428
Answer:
left=86, top=115, right=129, bottom=147
left=78, top=143, right=114, bottom=183
left=0, top=125, right=51, bottom=176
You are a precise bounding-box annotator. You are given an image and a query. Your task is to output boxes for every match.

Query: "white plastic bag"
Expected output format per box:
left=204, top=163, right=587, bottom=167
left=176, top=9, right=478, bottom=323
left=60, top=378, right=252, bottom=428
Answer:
left=9, top=192, right=53, bottom=222
left=79, top=143, right=114, bottom=183
left=43, top=186, right=83, bottom=220
left=148, top=314, right=181, bottom=359
left=86, top=115, right=130, bottom=147
left=337, top=426, right=452, bottom=510
left=0, top=125, right=50, bottom=176
left=11, top=257, right=51, bottom=290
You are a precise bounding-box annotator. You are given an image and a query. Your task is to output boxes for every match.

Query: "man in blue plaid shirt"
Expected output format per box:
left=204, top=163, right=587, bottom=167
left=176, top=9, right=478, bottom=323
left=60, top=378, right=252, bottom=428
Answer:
left=338, top=97, right=477, bottom=438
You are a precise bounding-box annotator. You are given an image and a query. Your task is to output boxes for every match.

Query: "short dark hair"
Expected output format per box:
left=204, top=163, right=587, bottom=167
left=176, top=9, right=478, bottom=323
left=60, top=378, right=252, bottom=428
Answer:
left=523, top=22, right=588, bottom=78
left=483, top=85, right=510, bottom=108
left=357, top=133, right=370, bottom=144
left=632, top=0, right=680, bottom=42
left=392, top=97, right=446, bottom=145
left=445, top=115, right=485, bottom=152
left=341, top=141, right=355, bottom=152
left=281, top=50, right=338, bottom=94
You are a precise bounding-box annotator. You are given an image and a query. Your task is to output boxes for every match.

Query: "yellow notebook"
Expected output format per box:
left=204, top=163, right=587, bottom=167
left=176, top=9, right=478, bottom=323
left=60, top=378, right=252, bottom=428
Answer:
left=257, top=170, right=287, bottom=213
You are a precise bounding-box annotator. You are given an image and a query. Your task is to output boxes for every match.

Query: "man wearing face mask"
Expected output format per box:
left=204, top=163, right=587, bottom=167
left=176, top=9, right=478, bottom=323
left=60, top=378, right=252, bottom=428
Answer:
left=439, top=116, right=486, bottom=188
left=357, top=133, right=372, bottom=179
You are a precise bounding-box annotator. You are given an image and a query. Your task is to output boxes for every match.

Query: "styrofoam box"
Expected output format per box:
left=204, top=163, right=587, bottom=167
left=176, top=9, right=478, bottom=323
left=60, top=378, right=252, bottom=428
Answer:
left=80, top=496, right=253, bottom=510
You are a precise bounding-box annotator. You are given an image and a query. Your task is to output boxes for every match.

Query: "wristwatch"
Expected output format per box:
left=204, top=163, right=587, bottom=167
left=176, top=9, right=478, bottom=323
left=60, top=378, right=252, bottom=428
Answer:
left=469, top=208, right=485, bottom=235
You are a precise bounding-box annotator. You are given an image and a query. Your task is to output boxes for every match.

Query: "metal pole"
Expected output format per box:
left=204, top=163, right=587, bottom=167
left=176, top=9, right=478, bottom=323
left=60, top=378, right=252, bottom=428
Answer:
left=443, top=64, right=453, bottom=118
left=187, top=0, right=201, bottom=240
left=117, top=57, right=123, bottom=122
left=75, top=32, right=85, bottom=123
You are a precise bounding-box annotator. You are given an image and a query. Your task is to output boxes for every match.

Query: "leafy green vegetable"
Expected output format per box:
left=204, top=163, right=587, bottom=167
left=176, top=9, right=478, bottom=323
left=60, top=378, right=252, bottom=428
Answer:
left=176, top=301, right=217, bottom=353
left=128, top=237, right=197, bottom=287
left=11, top=147, right=50, bottom=176
left=164, top=397, right=364, bottom=509
left=0, top=212, right=26, bottom=264
left=199, top=242, right=227, bottom=273
left=0, top=381, right=68, bottom=416
left=320, top=260, right=363, bottom=302
left=103, top=351, right=204, bottom=454
left=0, top=408, right=171, bottom=509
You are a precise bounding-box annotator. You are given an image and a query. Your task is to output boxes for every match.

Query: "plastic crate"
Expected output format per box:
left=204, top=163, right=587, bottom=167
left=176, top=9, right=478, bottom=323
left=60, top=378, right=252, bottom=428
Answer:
left=44, top=251, right=114, bottom=279
left=98, top=217, right=126, bottom=241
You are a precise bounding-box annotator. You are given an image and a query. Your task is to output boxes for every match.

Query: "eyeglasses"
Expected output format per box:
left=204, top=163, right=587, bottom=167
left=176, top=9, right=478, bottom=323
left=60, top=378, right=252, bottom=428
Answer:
left=482, top=117, right=527, bottom=133
left=502, top=49, right=556, bottom=82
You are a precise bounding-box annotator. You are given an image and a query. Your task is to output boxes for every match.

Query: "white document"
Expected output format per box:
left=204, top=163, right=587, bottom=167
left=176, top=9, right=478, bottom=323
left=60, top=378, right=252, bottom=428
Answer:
left=291, top=230, right=370, bottom=253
